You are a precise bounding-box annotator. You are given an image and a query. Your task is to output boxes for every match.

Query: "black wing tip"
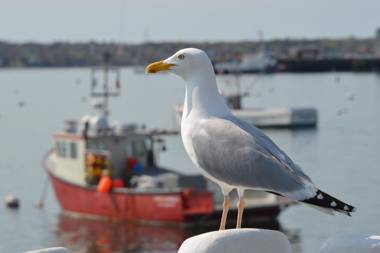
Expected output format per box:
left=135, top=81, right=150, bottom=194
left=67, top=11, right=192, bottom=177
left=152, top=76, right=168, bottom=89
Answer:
left=339, top=205, right=356, bottom=217
left=303, top=189, right=356, bottom=216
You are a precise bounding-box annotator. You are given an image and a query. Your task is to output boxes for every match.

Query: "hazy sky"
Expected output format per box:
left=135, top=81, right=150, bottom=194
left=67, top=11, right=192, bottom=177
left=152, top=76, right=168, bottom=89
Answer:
left=1, top=0, right=379, bottom=43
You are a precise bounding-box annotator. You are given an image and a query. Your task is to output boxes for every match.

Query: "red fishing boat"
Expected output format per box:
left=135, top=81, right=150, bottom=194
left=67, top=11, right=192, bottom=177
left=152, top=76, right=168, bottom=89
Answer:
left=43, top=53, right=292, bottom=225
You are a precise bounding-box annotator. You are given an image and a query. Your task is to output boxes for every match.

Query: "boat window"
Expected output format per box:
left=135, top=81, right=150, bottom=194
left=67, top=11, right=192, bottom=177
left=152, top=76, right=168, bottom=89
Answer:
left=70, top=142, right=77, bottom=159
left=145, top=138, right=153, bottom=151
left=55, top=142, right=59, bottom=156
left=132, top=139, right=146, bottom=157
left=56, top=141, right=67, bottom=158
left=86, top=140, right=105, bottom=151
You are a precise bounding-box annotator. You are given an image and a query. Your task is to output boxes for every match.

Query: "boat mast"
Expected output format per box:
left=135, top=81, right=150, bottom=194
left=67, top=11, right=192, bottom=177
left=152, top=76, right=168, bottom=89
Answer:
left=103, top=52, right=110, bottom=117
left=91, top=52, right=121, bottom=119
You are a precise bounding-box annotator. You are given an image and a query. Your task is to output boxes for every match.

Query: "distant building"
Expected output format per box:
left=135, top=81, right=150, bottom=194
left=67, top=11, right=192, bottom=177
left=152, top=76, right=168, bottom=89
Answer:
left=288, top=45, right=320, bottom=60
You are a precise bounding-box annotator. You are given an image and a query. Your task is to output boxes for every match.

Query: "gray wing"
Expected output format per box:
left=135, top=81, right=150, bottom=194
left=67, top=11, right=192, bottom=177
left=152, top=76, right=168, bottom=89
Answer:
left=191, top=116, right=317, bottom=200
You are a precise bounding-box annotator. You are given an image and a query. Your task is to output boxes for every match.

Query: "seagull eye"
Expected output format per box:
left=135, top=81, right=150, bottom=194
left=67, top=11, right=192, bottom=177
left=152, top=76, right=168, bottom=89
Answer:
left=178, top=54, right=185, bottom=60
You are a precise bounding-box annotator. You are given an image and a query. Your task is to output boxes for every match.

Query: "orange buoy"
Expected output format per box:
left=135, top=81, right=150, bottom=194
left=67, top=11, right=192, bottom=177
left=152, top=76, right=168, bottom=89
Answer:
left=97, top=176, right=112, bottom=193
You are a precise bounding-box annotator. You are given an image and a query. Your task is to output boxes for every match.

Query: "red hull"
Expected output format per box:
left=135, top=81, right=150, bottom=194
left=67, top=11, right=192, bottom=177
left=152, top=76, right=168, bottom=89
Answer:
left=47, top=169, right=214, bottom=223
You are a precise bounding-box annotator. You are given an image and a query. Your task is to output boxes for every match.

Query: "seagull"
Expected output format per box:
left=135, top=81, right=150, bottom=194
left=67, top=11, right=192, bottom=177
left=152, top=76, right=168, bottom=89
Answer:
left=146, top=48, right=355, bottom=230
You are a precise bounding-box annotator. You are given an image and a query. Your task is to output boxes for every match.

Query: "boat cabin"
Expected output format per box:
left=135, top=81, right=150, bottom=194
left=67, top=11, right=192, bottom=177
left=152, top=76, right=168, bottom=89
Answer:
left=52, top=118, right=156, bottom=187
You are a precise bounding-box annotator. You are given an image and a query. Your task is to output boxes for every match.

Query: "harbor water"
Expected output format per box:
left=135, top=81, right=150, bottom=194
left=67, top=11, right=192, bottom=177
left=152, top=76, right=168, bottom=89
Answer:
left=0, top=68, right=379, bottom=253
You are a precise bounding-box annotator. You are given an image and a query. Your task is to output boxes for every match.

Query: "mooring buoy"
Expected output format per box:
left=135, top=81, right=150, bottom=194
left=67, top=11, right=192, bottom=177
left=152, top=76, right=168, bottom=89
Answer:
left=4, top=194, right=20, bottom=209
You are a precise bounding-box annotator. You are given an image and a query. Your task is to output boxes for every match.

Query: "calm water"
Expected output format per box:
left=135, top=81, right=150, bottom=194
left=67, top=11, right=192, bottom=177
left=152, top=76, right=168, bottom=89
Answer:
left=0, top=68, right=379, bottom=253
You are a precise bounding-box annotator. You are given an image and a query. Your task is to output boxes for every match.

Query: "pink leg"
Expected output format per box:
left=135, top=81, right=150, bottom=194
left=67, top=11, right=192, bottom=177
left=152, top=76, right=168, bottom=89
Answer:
left=236, top=197, right=245, bottom=229
left=219, top=195, right=230, bottom=230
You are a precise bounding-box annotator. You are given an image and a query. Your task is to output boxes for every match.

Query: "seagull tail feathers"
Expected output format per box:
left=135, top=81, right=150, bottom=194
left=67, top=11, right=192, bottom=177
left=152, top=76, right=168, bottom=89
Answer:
left=302, top=189, right=356, bottom=216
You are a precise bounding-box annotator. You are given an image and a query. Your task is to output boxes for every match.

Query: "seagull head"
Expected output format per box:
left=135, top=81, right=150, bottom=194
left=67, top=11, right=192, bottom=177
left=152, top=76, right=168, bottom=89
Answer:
left=145, top=48, right=215, bottom=81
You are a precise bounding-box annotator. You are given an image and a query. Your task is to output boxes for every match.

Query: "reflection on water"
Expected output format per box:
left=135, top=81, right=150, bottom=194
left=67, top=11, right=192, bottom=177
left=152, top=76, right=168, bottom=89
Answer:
left=54, top=213, right=301, bottom=253
left=55, top=214, right=187, bottom=253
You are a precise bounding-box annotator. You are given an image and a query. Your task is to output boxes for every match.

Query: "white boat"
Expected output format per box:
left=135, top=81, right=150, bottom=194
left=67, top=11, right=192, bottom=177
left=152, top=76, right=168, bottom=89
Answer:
left=174, top=105, right=317, bottom=129
left=174, top=92, right=317, bottom=129
left=214, top=50, right=277, bottom=74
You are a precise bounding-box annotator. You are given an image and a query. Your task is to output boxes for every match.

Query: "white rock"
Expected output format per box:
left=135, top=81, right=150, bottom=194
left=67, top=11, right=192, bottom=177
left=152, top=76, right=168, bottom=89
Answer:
left=24, top=247, right=70, bottom=253
left=320, top=235, right=380, bottom=253
left=178, top=229, right=292, bottom=253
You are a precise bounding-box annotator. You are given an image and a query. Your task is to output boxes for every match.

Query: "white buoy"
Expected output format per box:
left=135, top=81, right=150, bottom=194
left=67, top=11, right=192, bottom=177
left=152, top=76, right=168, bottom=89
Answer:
left=178, top=229, right=292, bottom=253
left=24, top=247, right=70, bottom=253
left=320, top=234, right=380, bottom=253
left=4, top=194, right=19, bottom=209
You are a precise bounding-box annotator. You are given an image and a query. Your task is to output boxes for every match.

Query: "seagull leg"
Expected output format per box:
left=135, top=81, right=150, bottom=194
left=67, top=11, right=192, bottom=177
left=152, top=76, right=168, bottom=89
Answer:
left=219, top=195, right=230, bottom=230
left=236, top=189, right=245, bottom=229
left=236, top=197, right=245, bottom=229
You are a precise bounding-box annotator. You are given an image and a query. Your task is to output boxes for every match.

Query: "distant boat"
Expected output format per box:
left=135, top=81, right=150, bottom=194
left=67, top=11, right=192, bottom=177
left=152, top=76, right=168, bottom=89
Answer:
left=174, top=90, right=318, bottom=129
left=43, top=53, right=292, bottom=225
left=214, top=50, right=277, bottom=74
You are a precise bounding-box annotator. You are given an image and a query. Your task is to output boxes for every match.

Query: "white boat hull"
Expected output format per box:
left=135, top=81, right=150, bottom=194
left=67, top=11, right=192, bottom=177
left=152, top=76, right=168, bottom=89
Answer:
left=174, top=105, right=317, bottom=128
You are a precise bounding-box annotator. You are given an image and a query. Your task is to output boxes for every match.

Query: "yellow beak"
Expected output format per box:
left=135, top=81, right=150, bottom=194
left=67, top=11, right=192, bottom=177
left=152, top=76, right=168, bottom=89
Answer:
left=145, top=60, right=176, bottom=74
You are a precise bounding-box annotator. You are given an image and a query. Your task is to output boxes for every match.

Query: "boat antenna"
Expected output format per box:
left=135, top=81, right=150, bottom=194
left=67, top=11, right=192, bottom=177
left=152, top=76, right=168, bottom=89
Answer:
left=90, top=52, right=121, bottom=118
